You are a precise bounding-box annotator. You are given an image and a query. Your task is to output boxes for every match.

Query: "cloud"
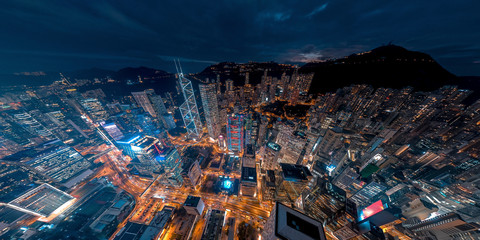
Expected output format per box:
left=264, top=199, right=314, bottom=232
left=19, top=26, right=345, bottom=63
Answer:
left=157, top=55, right=218, bottom=64
left=306, top=3, right=328, bottom=18
left=0, top=49, right=148, bottom=61
left=279, top=44, right=369, bottom=63
left=258, top=12, right=291, bottom=22
left=280, top=45, right=325, bottom=62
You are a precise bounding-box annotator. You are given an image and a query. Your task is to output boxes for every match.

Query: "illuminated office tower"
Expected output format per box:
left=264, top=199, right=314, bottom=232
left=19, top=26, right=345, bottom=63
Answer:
left=149, top=94, right=168, bottom=116
left=263, top=142, right=282, bottom=171
left=199, top=83, right=220, bottom=139
left=317, top=128, right=344, bottom=155
left=119, top=135, right=162, bottom=166
left=176, top=61, right=203, bottom=140
left=202, top=209, right=225, bottom=240
left=244, top=114, right=254, bottom=146
left=136, top=114, right=158, bottom=136
left=163, top=113, right=176, bottom=130
left=225, top=79, right=234, bottom=92
left=132, top=89, right=169, bottom=129
left=241, top=157, right=257, bottom=197
left=278, top=163, right=313, bottom=206
left=187, top=160, right=202, bottom=188
left=216, top=74, right=221, bottom=94
left=149, top=94, right=170, bottom=129
left=297, top=73, right=314, bottom=94
left=132, top=90, right=157, bottom=117
left=80, top=98, right=108, bottom=122
left=257, top=116, right=268, bottom=147
left=157, top=147, right=183, bottom=187
left=218, top=135, right=226, bottom=149
left=183, top=195, right=205, bottom=215
left=227, top=114, right=244, bottom=153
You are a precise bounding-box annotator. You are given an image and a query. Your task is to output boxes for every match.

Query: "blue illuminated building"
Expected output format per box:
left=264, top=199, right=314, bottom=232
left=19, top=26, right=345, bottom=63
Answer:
left=116, top=135, right=142, bottom=158
left=136, top=114, right=160, bottom=136
left=223, top=179, right=233, bottom=189
left=218, top=176, right=238, bottom=195
left=158, top=147, right=183, bottom=187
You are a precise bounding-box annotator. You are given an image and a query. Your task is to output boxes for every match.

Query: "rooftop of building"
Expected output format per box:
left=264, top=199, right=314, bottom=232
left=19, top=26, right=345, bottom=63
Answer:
left=245, top=144, right=255, bottom=156
left=273, top=202, right=327, bottom=240
left=184, top=195, right=201, bottom=207
left=280, top=163, right=312, bottom=181
left=7, top=183, right=74, bottom=217
left=267, top=142, right=282, bottom=151
left=113, top=222, right=147, bottom=240
left=241, top=166, right=257, bottom=182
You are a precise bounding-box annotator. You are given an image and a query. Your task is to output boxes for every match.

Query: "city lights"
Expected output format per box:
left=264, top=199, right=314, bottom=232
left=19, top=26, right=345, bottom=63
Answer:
left=0, top=2, right=478, bottom=239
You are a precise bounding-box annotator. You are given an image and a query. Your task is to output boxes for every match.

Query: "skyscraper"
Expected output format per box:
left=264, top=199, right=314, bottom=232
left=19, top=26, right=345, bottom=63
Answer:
left=176, top=62, right=203, bottom=140
left=132, top=90, right=157, bottom=117
left=227, top=114, right=244, bottom=153
left=257, top=115, right=268, bottom=147
left=225, top=79, right=234, bottom=92
left=262, top=202, right=327, bottom=240
left=199, top=83, right=221, bottom=139
left=149, top=94, right=169, bottom=128
left=132, top=89, right=169, bottom=129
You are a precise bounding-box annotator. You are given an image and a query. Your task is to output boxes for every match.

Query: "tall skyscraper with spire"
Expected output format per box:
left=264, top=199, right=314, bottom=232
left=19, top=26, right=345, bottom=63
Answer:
left=176, top=60, right=203, bottom=140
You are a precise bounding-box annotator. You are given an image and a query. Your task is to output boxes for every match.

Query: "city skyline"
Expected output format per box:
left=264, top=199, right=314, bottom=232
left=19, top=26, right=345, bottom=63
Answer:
left=1, top=1, right=480, bottom=240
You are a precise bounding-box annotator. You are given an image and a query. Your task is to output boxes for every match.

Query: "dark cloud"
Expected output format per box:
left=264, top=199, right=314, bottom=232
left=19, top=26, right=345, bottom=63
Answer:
left=0, top=0, right=478, bottom=75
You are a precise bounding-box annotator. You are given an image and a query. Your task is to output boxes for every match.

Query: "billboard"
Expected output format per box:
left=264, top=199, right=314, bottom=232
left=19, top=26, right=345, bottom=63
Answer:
left=358, top=200, right=384, bottom=221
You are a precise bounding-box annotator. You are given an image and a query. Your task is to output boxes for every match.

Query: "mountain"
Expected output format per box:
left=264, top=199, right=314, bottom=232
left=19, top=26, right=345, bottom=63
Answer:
left=0, top=72, right=60, bottom=87
left=73, top=67, right=177, bottom=98
left=113, top=66, right=170, bottom=81
left=300, top=45, right=459, bottom=94
left=2, top=45, right=477, bottom=98
left=66, top=68, right=115, bottom=79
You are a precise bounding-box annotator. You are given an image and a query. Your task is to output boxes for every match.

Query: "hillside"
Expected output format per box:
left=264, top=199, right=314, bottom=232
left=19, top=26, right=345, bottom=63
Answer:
left=300, top=45, right=458, bottom=94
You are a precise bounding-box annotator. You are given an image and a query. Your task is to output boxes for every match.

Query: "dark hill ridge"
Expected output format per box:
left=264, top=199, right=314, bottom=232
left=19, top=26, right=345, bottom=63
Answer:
left=0, top=66, right=173, bottom=87
left=2, top=46, right=479, bottom=100
left=113, top=66, right=170, bottom=81
left=300, top=45, right=458, bottom=94
left=73, top=66, right=177, bottom=99
left=67, top=68, right=115, bottom=80
left=68, top=66, right=171, bottom=82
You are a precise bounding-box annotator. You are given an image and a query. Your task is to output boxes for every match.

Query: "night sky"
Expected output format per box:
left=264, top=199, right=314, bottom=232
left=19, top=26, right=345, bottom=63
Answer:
left=1, top=0, right=479, bottom=75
